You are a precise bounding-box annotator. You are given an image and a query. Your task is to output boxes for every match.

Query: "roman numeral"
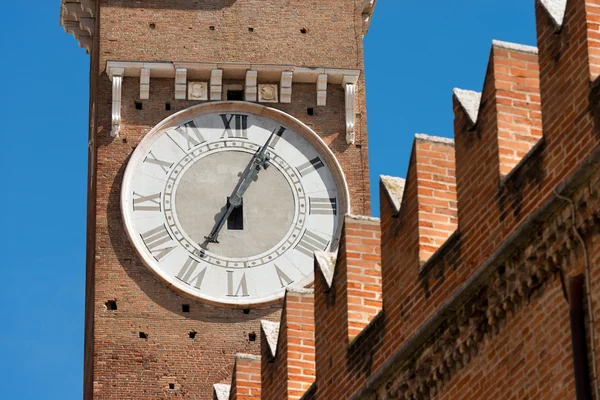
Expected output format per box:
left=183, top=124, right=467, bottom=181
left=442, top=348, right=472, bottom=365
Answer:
left=275, top=265, right=294, bottom=288
left=133, top=192, right=162, bottom=212
left=269, top=126, right=287, bottom=148
left=140, top=224, right=176, bottom=261
left=176, top=257, right=207, bottom=290
left=220, top=114, right=248, bottom=139
left=309, top=197, right=337, bottom=215
left=295, top=230, right=330, bottom=258
left=175, top=120, right=206, bottom=150
left=144, top=151, right=173, bottom=174
left=297, top=157, right=324, bottom=177
left=227, top=271, right=249, bottom=297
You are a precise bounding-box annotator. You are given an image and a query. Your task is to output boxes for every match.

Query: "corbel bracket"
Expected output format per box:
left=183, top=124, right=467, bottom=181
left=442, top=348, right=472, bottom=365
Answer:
left=317, top=74, right=328, bottom=106
left=342, top=75, right=358, bottom=145
left=210, top=69, right=223, bottom=101
left=140, top=68, right=150, bottom=100
left=109, top=67, right=124, bottom=138
left=280, top=71, right=293, bottom=103
left=245, top=70, right=258, bottom=102
left=175, top=68, right=187, bottom=100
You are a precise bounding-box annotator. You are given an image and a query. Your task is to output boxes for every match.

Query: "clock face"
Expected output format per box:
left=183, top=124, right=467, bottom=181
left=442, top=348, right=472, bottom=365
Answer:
left=121, top=102, right=349, bottom=306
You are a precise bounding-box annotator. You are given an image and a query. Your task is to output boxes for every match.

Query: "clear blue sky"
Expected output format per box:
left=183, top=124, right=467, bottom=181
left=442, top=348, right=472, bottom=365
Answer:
left=0, top=1, right=535, bottom=398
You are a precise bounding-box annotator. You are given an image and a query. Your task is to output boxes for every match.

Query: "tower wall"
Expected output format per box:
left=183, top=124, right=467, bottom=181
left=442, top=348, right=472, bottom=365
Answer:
left=83, top=1, right=372, bottom=399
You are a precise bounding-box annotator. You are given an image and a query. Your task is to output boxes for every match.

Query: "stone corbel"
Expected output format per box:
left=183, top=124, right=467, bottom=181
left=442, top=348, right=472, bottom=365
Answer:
left=342, top=75, right=358, bottom=145
left=109, top=67, right=124, bottom=138
left=211, top=69, right=223, bottom=101
left=140, top=68, right=150, bottom=100
left=175, top=68, right=187, bottom=100
left=280, top=71, right=293, bottom=103
left=245, top=70, right=258, bottom=102
left=317, top=74, right=328, bottom=106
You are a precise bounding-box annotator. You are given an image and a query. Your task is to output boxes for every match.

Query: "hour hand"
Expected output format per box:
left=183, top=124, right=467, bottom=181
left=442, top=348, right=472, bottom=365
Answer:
left=204, top=198, right=238, bottom=243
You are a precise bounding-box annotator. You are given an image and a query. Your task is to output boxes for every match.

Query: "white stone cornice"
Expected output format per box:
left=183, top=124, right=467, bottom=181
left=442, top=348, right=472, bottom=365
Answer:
left=381, top=176, right=406, bottom=215
left=60, top=0, right=96, bottom=54
left=315, top=251, right=338, bottom=289
left=342, top=75, right=359, bottom=145
left=104, top=61, right=362, bottom=139
left=539, top=0, right=567, bottom=28
left=109, top=67, right=124, bottom=138
left=280, top=71, right=293, bottom=103
left=361, top=0, right=377, bottom=35
left=453, top=88, right=481, bottom=125
left=105, top=61, right=360, bottom=86
left=213, top=384, right=231, bottom=400
left=260, top=320, right=280, bottom=359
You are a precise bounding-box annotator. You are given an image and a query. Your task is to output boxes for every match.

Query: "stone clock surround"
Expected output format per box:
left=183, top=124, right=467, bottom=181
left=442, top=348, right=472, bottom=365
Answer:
left=120, top=101, right=351, bottom=307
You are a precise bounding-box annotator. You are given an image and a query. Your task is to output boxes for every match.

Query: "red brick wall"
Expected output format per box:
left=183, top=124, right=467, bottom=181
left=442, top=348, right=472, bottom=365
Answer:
left=261, top=290, right=315, bottom=400
left=413, top=137, right=457, bottom=261
left=296, top=1, right=600, bottom=399
left=230, top=355, right=262, bottom=400
left=86, top=1, right=371, bottom=399
left=313, top=216, right=382, bottom=398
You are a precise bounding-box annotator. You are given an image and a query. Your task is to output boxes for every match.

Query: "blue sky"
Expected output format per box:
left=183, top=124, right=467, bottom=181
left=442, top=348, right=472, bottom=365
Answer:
left=0, top=1, right=535, bottom=398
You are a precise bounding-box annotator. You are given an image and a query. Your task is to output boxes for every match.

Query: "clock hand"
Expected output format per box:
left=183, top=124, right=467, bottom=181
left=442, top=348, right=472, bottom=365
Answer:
left=204, top=128, right=278, bottom=243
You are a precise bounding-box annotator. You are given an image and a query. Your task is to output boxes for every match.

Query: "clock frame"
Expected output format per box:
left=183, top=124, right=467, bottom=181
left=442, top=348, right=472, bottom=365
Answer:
left=121, top=101, right=350, bottom=307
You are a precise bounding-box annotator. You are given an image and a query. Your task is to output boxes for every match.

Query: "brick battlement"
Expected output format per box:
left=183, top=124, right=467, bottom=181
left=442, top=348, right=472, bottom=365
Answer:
left=216, top=0, right=600, bottom=398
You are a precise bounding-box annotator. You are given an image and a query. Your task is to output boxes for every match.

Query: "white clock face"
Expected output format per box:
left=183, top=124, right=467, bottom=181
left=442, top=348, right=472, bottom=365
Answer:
left=121, top=102, right=348, bottom=306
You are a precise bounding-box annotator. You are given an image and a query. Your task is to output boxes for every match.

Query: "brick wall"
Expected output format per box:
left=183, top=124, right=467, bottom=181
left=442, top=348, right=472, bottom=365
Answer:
left=261, top=289, right=315, bottom=400
left=277, top=1, right=600, bottom=399
left=313, top=215, right=382, bottom=398
left=230, top=355, right=262, bottom=400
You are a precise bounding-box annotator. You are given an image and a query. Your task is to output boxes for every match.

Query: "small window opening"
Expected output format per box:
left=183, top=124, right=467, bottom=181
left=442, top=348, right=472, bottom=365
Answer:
left=227, top=90, right=245, bottom=101
left=307, top=108, right=314, bottom=116
left=248, top=332, right=257, bottom=342
left=139, top=332, right=148, bottom=339
left=122, top=138, right=127, bottom=144
left=248, top=27, right=254, bottom=32
left=182, top=304, right=190, bottom=313
left=189, top=331, right=197, bottom=339
left=135, top=101, right=143, bottom=110
left=209, top=26, right=215, bottom=31
left=300, top=28, right=308, bottom=34
left=243, top=308, right=250, bottom=315
left=169, top=383, right=175, bottom=390
left=105, top=300, right=117, bottom=311
left=227, top=198, right=244, bottom=230
left=165, top=102, right=171, bottom=111
left=149, top=23, right=156, bottom=29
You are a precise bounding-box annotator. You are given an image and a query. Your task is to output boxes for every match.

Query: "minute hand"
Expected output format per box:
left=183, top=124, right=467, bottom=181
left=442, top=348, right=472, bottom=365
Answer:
left=205, top=130, right=277, bottom=243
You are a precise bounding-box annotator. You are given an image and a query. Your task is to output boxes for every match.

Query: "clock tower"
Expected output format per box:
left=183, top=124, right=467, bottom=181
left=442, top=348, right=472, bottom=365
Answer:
left=60, top=0, right=376, bottom=398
